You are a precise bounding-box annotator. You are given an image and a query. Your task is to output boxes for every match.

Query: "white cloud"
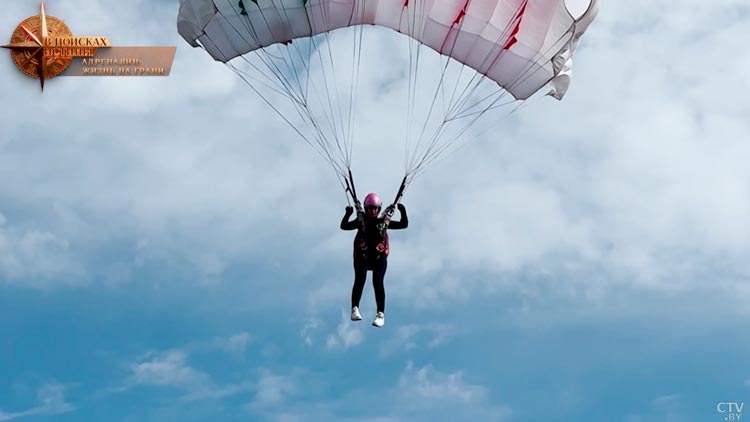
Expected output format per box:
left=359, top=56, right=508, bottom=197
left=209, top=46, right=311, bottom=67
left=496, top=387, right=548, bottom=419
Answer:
left=180, top=380, right=256, bottom=402
left=213, top=332, right=252, bottom=358
left=625, top=394, right=684, bottom=422
left=0, top=382, right=75, bottom=421
left=1, top=0, right=750, bottom=318
left=389, top=362, right=512, bottom=422
left=240, top=361, right=509, bottom=422
left=300, top=318, right=321, bottom=346
left=110, top=347, right=255, bottom=402
left=326, top=310, right=363, bottom=351
left=249, top=369, right=299, bottom=408
left=0, top=220, right=86, bottom=285
left=106, top=333, right=254, bottom=395
left=307, top=279, right=347, bottom=313
left=129, top=349, right=213, bottom=390
left=354, top=0, right=750, bottom=306
left=398, top=362, right=487, bottom=403
left=379, top=323, right=459, bottom=357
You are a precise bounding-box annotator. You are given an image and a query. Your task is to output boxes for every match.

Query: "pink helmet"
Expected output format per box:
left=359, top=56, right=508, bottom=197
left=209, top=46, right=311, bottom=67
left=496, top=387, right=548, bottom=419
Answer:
left=363, top=193, right=382, bottom=209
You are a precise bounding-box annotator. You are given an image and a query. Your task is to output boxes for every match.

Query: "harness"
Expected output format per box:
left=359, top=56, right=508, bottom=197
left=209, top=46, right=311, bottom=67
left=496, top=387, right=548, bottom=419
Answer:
left=344, top=171, right=403, bottom=260
left=356, top=218, right=389, bottom=259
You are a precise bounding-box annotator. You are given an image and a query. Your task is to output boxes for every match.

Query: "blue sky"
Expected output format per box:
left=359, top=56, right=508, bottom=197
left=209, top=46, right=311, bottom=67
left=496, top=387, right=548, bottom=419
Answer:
left=2, top=0, right=750, bottom=421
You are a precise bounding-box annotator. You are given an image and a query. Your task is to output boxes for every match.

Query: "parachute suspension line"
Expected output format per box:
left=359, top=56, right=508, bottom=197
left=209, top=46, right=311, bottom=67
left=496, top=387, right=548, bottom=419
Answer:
left=445, top=94, right=516, bottom=120
left=240, top=47, right=303, bottom=105
left=499, top=25, right=578, bottom=100
left=404, top=0, right=450, bottom=171
left=415, top=78, right=541, bottom=176
left=230, top=0, right=348, bottom=173
left=447, top=89, right=546, bottom=149
left=205, top=0, right=580, bottom=202
left=416, top=93, right=502, bottom=173
left=439, top=56, right=449, bottom=117
left=467, top=89, right=547, bottom=142
left=407, top=0, right=489, bottom=175
left=228, top=1, right=307, bottom=104
left=226, top=61, right=299, bottom=99
left=345, top=10, right=357, bottom=164
left=446, top=21, right=577, bottom=122
left=260, top=0, right=324, bottom=104
left=223, top=1, right=366, bottom=206
left=441, top=1, right=529, bottom=121
left=415, top=96, right=501, bottom=175
left=436, top=1, right=539, bottom=128
left=449, top=68, right=555, bottom=121
left=446, top=25, right=576, bottom=123
left=342, top=0, right=367, bottom=169
left=311, top=0, right=352, bottom=167
left=338, top=0, right=365, bottom=211
left=224, top=61, right=345, bottom=181
left=407, top=0, right=442, bottom=172
left=217, top=6, right=305, bottom=108
left=216, top=11, right=353, bottom=185
left=252, top=0, right=347, bottom=165
left=300, top=36, right=351, bottom=164
left=347, top=24, right=361, bottom=166
left=398, top=0, right=430, bottom=200
left=407, top=94, right=502, bottom=178
left=417, top=30, right=576, bottom=175
left=409, top=16, right=579, bottom=176
left=404, top=0, right=427, bottom=175
left=230, top=61, right=351, bottom=199
left=444, top=88, right=509, bottom=120
left=409, top=0, right=529, bottom=175
left=407, top=0, right=471, bottom=174
left=444, top=58, right=467, bottom=119
left=309, top=0, right=363, bottom=182
left=285, top=0, right=352, bottom=168
left=405, top=40, right=416, bottom=174
left=223, top=13, right=330, bottom=159
left=406, top=44, right=417, bottom=174
left=199, top=20, right=312, bottom=138
left=224, top=0, right=353, bottom=178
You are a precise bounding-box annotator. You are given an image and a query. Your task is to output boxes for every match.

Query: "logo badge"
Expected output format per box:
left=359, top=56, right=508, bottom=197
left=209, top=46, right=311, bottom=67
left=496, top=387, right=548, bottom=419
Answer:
left=717, top=402, right=744, bottom=421
left=3, top=3, right=175, bottom=90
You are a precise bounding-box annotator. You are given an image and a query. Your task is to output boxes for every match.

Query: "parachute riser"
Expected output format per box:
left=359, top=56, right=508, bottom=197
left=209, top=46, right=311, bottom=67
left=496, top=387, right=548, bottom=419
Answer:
left=346, top=168, right=365, bottom=224
left=382, top=175, right=408, bottom=227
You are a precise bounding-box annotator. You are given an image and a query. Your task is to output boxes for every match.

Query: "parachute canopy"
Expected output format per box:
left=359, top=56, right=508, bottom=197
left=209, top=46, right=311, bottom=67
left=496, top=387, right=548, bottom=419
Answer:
left=179, top=0, right=597, bottom=100
left=177, top=0, right=598, bottom=205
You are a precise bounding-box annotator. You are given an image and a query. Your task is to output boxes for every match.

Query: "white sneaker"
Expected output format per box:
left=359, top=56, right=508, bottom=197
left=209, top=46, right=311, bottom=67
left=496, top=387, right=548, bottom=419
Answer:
left=351, top=306, right=362, bottom=321
left=372, top=312, right=385, bottom=327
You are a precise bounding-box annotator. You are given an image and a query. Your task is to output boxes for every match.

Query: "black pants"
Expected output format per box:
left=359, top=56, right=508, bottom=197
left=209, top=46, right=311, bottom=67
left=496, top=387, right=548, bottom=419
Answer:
left=351, top=254, right=387, bottom=313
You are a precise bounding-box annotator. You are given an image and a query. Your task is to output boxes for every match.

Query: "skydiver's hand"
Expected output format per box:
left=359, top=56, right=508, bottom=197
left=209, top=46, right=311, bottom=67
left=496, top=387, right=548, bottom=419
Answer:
left=345, top=206, right=354, bottom=214
left=384, top=205, right=395, bottom=215
left=397, top=203, right=406, bottom=212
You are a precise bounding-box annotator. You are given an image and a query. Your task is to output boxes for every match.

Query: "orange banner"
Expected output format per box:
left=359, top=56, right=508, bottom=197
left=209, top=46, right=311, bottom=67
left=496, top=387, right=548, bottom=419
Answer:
left=63, top=47, right=176, bottom=76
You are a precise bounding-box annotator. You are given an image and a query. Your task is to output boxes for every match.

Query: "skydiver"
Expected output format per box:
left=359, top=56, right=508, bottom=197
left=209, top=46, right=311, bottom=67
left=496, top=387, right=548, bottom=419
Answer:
left=340, top=193, right=408, bottom=327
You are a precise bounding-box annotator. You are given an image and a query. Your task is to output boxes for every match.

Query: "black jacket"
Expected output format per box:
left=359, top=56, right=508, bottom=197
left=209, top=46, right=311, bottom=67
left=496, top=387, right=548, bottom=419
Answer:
left=340, top=206, right=408, bottom=257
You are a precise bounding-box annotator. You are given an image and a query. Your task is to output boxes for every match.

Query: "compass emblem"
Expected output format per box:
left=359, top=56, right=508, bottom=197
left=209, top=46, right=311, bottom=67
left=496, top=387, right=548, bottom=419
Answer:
left=2, top=4, right=73, bottom=90
left=2, top=3, right=174, bottom=90
left=2, top=3, right=111, bottom=90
